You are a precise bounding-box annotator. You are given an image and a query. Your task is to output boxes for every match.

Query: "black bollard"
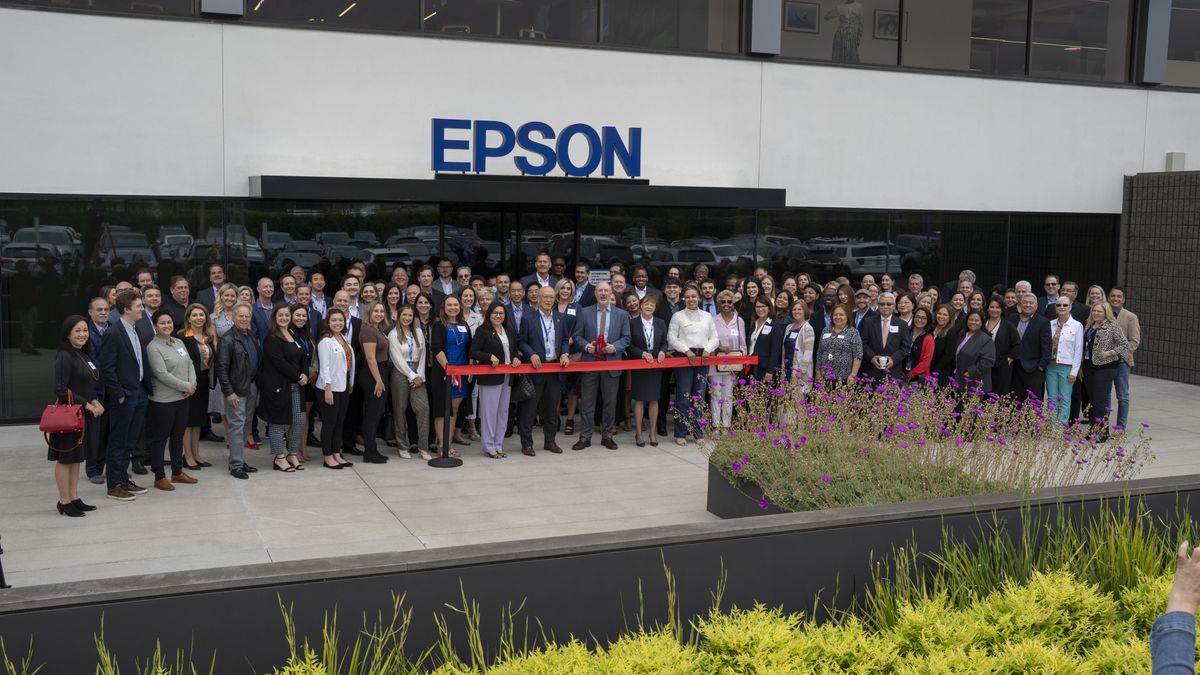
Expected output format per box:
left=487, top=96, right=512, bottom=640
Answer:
left=429, top=372, right=462, bottom=468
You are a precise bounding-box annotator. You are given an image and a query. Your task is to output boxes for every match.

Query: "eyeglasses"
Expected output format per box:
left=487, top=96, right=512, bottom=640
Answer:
left=1045, top=282, right=1059, bottom=287
left=718, top=300, right=733, bottom=305
left=1056, top=303, right=1070, bottom=308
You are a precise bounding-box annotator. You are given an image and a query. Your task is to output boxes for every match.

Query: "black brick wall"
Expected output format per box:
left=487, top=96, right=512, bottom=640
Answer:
left=1121, top=171, right=1200, bottom=384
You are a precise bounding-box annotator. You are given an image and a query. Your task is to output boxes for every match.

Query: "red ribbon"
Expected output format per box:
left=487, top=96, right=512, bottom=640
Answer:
left=445, top=355, right=758, bottom=377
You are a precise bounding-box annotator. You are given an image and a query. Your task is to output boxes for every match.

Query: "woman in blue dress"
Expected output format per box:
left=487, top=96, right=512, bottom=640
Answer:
left=431, top=293, right=469, bottom=457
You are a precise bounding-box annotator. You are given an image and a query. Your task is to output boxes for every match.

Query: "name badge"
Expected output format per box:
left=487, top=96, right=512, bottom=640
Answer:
left=837, top=334, right=846, bottom=340
left=889, top=325, right=899, bottom=334
left=761, top=326, right=772, bottom=335
left=456, top=325, right=468, bottom=333
left=822, top=333, right=832, bottom=340
left=729, top=329, right=739, bottom=336
left=176, top=347, right=188, bottom=357
left=566, top=308, right=576, bottom=316
left=86, top=361, right=97, bottom=370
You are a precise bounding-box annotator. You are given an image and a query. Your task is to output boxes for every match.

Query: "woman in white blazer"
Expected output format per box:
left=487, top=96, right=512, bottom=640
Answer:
left=317, top=308, right=355, bottom=469
left=1046, top=297, right=1084, bottom=425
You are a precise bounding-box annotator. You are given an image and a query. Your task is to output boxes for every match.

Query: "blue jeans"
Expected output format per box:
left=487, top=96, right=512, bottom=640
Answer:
left=1115, top=360, right=1131, bottom=430
left=674, top=365, right=707, bottom=439
left=1150, top=611, right=1195, bottom=674
left=1045, top=363, right=1073, bottom=425
left=106, top=388, right=147, bottom=489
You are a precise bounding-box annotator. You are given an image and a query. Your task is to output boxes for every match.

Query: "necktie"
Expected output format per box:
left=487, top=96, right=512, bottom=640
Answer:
left=881, top=318, right=889, bottom=348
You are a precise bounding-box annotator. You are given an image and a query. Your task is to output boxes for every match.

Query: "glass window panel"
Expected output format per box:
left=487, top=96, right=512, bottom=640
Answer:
left=1029, top=0, right=1130, bottom=82
left=757, top=210, right=891, bottom=288
left=1167, top=0, right=1200, bottom=87
left=9, top=0, right=197, bottom=18
left=578, top=207, right=754, bottom=288
left=892, top=212, right=1006, bottom=295
left=1008, top=214, right=1116, bottom=292
left=601, top=0, right=740, bottom=53
left=0, top=198, right=219, bottom=420
left=902, top=0, right=1025, bottom=74
left=248, top=0, right=421, bottom=32
left=781, top=0, right=900, bottom=66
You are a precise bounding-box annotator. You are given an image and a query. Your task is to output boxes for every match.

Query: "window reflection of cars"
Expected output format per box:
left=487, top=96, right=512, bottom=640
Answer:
left=157, top=234, right=194, bottom=262
left=1, top=243, right=62, bottom=275
left=273, top=240, right=323, bottom=270
left=12, top=226, right=79, bottom=262
left=825, top=241, right=900, bottom=276
left=325, top=245, right=364, bottom=264
left=99, top=231, right=158, bottom=269
left=263, top=231, right=294, bottom=257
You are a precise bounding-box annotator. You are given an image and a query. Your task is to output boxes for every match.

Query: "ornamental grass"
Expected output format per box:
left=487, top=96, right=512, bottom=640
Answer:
left=703, top=367, right=1153, bottom=512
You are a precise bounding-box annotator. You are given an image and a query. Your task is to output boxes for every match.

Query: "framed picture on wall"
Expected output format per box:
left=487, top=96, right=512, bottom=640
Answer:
left=873, top=10, right=899, bottom=40
left=783, top=1, right=820, bottom=33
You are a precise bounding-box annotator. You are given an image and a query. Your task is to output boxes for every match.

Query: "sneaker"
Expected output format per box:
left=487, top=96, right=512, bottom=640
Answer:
left=88, top=474, right=104, bottom=485
left=107, top=486, right=136, bottom=501
left=123, top=481, right=148, bottom=495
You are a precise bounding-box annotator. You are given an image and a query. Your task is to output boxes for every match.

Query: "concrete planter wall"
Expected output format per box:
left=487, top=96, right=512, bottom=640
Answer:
left=706, top=463, right=788, bottom=518
left=3, top=474, right=1199, bottom=672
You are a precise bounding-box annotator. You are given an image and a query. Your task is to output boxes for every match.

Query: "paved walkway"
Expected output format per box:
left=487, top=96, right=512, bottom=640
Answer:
left=0, top=375, right=1195, bottom=588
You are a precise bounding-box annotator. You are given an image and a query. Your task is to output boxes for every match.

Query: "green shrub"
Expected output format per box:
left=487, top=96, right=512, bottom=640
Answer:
left=1078, top=637, right=1151, bottom=675
left=988, top=638, right=1078, bottom=674
left=598, top=630, right=711, bottom=675
left=694, top=603, right=807, bottom=674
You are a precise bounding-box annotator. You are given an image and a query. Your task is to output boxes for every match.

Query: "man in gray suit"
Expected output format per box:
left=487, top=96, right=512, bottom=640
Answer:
left=571, top=282, right=631, bottom=450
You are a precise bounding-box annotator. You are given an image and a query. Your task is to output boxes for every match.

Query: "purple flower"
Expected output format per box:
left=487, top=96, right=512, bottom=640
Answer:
left=820, top=426, right=830, bottom=433
left=757, top=498, right=770, bottom=510
left=898, top=443, right=909, bottom=449
left=1142, top=422, right=1151, bottom=429
left=821, top=475, right=831, bottom=485
left=954, top=437, right=964, bottom=446
left=698, top=419, right=710, bottom=427
left=915, top=439, right=926, bottom=446
left=862, top=447, right=870, bottom=454
left=797, top=436, right=807, bottom=444
left=731, top=462, right=743, bottom=473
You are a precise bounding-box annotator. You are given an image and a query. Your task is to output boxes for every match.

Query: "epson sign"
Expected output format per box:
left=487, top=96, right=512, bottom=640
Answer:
left=431, top=118, right=642, bottom=178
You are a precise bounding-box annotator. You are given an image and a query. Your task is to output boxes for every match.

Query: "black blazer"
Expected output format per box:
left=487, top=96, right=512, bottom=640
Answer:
left=748, top=317, right=787, bottom=381
left=55, top=347, right=100, bottom=405
left=179, top=332, right=216, bottom=389
left=1008, top=312, right=1052, bottom=373
left=953, top=331, right=997, bottom=391
left=575, top=282, right=597, bottom=308
left=988, top=318, right=1021, bottom=366
left=258, top=334, right=307, bottom=424
left=469, top=327, right=520, bottom=386
left=627, top=315, right=667, bottom=359
left=99, top=320, right=153, bottom=401
left=860, top=315, right=912, bottom=379
left=195, top=285, right=219, bottom=313
left=809, top=306, right=830, bottom=353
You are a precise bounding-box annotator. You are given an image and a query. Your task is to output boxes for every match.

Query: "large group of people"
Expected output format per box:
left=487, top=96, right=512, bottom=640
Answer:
left=48, top=253, right=1142, bottom=517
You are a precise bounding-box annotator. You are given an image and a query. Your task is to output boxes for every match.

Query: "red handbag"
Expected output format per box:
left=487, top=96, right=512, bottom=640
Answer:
left=40, top=390, right=85, bottom=451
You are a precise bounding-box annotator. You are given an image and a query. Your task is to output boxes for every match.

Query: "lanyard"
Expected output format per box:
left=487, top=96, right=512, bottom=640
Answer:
left=643, top=319, right=654, bottom=348
left=540, top=313, right=555, bottom=357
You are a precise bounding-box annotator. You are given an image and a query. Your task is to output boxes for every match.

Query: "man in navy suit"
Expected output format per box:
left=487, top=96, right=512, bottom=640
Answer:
left=520, top=252, right=559, bottom=292
left=571, top=282, right=631, bottom=450
left=572, top=262, right=597, bottom=308
left=84, top=296, right=112, bottom=484
left=1008, top=292, right=1052, bottom=403
left=194, top=263, right=226, bottom=312
left=99, top=289, right=154, bottom=501
left=517, top=286, right=572, bottom=456
left=505, top=279, right=529, bottom=334
left=860, top=292, right=911, bottom=383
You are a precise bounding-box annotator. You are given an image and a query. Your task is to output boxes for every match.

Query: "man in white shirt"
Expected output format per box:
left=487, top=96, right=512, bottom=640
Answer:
left=699, top=279, right=718, bottom=315
left=341, top=276, right=362, bottom=319
left=520, top=252, right=558, bottom=290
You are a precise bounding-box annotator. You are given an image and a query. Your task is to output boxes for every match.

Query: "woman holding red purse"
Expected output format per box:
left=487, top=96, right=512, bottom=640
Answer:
left=50, top=315, right=105, bottom=517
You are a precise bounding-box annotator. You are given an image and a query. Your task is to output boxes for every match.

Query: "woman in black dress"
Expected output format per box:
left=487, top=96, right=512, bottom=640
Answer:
left=259, top=304, right=309, bottom=472
left=179, top=303, right=216, bottom=470
left=289, top=304, right=316, bottom=462
left=628, top=294, right=667, bottom=447
left=51, top=315, right=105, bottom=517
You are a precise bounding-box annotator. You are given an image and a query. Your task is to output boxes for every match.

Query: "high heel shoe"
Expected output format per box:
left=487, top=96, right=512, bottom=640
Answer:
left=648, top=437, right=659, bottom=447
left=287, top=456, right=305, bottom=470
left=71, top=499, right=97, bottom=512
left=57, top=501, right=85, bottom=517
left=324, top=461, right=344, bottom=470
left=273, top=457, right=296, bottom=472
left=635, top=435, right=646, bottom=448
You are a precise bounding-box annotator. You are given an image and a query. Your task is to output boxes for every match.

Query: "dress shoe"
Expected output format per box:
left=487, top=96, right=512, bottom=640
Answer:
left=57, top=501, right=86, bottom=517
left=544, top=443, right=563, bottom=454
left=230, top=467, right=250, bottom=479
left=243, top=464, right=258, bottom=473
left=504, top=428, right=514, bottom=438
left=131, top=458, right=148, bottom=475
left=324, top=461, right=344, bottom=469
left=171, top=472, right=198, bottom=484
left=106, top=486, right=136, bottom=501
left=572, top=437, right=591, bottom=451
left=343, top=447, right=364, bottom=456
left=123, top=480, right=148, bottom=495
left=363, top=453, right=389, bottom=464
left=71, top=499, right=97, bottom=512
left=186, top=463, right=203, bottom=471
left=154, top=478, right=175, bottom=491
left=601, top=438, right=619, bottom=450
left=200, top=431, right=225, bottom=443
left=521, top=446, right=536, bottom=457
left=199, top=461, right=213, bottom=467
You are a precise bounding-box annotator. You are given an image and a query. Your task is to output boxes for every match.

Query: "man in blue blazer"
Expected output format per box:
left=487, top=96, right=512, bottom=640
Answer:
left=99, top=289, right=154, bottom=501
left=518, top=286, right=572, bottom=456
left=1008, top=292, right=1052, bottom=403
left=570, top=282, right=631, bottom=450
left=573, top=262, right=597, bottom=308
